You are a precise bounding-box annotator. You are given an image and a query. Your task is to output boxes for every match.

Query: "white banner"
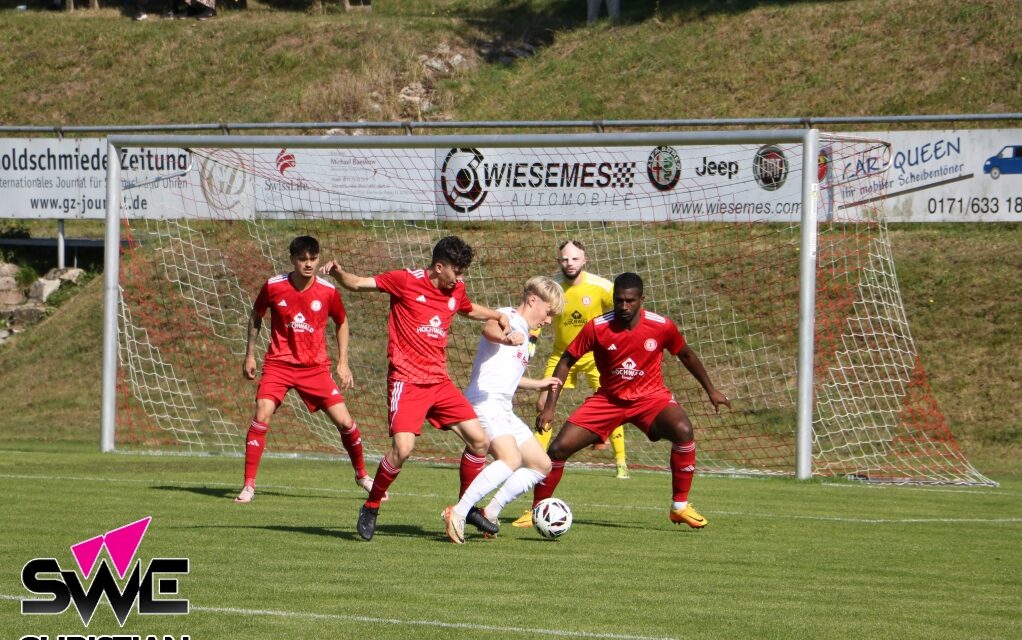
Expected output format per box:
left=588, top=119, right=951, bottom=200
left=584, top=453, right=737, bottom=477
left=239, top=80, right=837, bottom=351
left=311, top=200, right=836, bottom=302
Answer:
left=1, top=130, right=1020, bottom=222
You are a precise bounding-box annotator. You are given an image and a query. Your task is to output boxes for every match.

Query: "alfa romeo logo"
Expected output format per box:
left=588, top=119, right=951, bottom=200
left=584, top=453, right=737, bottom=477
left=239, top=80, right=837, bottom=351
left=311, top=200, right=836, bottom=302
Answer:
left=647, top=146, right=681, bottom=191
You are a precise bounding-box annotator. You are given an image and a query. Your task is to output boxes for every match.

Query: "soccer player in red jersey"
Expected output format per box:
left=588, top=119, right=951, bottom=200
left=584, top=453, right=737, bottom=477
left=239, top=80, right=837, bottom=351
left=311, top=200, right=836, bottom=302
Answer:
left=234, top=236, right=373, bottom=504
left=534, top=272, right=732, bottom=528
left=321, top=236, right=514, bottom=542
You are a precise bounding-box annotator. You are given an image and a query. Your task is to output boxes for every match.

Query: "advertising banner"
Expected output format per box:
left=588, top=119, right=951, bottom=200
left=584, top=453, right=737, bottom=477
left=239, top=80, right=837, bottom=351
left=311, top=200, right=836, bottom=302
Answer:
left=1, top=130, right=1020, bottom=222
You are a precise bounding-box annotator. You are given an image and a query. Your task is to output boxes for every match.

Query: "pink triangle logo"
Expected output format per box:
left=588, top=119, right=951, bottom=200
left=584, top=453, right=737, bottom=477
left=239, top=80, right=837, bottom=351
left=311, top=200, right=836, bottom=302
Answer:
left=69, top=517, right=152, bottom=580
left=69, top=535, right=104, bottom=578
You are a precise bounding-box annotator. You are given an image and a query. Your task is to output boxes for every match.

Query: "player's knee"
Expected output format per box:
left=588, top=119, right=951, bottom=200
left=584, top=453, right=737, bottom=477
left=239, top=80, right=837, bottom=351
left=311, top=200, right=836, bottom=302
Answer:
left=534, top=455, right=552, bottom=475
left=547, top=440, right=570, bottom=461
left=673, top=421, right=694, bottom=443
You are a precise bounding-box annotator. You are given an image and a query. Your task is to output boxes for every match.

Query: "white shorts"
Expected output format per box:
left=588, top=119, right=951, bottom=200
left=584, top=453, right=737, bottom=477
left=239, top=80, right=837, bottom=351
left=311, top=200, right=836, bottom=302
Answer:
left=473, top=401, right=533, bottom=446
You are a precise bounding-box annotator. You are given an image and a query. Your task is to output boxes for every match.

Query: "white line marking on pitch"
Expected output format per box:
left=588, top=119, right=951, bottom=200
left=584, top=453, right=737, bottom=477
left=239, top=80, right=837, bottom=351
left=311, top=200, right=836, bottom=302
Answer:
left=3, top=473, right=1019, bottom=525
left=0, top=595, right=675, bottom=640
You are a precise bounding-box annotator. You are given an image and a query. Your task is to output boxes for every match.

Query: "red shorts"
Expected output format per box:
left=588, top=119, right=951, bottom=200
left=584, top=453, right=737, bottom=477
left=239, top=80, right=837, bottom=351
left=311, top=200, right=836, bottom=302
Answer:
left=387, top=377, right=477, bottom=436
left=567, top=390, right=678, bottom=442
left=257, top=361, right=345, bottom=413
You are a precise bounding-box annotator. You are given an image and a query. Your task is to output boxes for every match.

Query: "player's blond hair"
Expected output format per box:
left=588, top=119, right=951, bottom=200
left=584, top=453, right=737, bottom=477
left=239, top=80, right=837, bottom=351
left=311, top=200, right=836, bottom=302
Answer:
left=523, top=275, right=565, bottom=315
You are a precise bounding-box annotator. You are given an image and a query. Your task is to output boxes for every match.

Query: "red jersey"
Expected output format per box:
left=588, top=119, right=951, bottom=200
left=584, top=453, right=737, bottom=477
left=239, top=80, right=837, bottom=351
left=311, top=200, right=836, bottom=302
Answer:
left=374, top=268, right=473, bottom=383
left=253, top=274, right=346, bottom=367
left=566, top=309, right=686, bottom=401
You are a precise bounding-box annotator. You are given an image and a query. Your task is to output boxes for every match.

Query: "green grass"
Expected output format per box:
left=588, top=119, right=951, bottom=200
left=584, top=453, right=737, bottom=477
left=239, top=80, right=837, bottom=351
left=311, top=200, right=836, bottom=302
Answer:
left=1, top=1, right=1019, bottom=125
left=1, top=443, right=1020, bottom=640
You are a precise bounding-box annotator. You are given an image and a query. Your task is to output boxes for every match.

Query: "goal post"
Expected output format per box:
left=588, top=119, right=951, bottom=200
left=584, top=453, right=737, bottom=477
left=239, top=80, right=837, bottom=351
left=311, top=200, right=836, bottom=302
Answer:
left=100, top=129, right=994, bottom=486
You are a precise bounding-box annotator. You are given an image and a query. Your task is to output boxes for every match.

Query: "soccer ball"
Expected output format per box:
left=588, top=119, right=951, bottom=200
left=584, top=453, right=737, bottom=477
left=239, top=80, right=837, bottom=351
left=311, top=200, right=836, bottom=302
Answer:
left=532, top=498, right=572, bottom=539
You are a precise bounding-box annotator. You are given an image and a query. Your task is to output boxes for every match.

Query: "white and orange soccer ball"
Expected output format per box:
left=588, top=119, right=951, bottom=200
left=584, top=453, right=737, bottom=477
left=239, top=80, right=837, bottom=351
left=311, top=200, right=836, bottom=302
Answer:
left=532, top=498, right=572, bottom=539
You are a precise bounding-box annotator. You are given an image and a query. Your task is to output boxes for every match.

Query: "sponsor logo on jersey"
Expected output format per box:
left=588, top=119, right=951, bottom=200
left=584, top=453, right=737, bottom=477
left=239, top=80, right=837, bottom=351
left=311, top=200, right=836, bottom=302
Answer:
left=277, top=300, right=287, bottom=307
left=568, top=309, right=586, bottom=327
left=311, top=300, right=322, bottom=312
left=611, top=357, right=645, bottom=380
left=288, top=312, right=315, bottom=334
left=607, top=343, right=618, bottom=351
left=644, top=339, right=658, bottom=351
left=417, top=314, right=447, bottom=338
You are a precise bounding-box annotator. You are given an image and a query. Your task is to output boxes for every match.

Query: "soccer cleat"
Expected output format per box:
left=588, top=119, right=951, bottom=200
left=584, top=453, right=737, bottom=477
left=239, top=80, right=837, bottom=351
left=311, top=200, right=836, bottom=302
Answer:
left=669, top=504, right=708, bottom=528
left=615, top=461, right=630, bottom=479
left=357, top=505, right=379, bottom=541
left=355, top=474, right=389, bottom=501
left=466, top=506, right=499, bottom=535
left=510, top=509, right=533, bottom=528
left=441, top=506, right=466, bottom=544
left=233, top=485, right=255, bottom=504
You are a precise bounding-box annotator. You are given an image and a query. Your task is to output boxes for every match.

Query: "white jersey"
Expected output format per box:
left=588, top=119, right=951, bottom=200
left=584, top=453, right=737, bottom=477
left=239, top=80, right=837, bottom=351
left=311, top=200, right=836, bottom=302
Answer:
left=464, top=307, right=530, bottom=407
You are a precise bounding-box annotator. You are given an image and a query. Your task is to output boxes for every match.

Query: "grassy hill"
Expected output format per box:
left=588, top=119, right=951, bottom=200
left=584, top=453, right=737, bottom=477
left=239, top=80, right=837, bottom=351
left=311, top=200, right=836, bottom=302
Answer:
left=0, top=0, right=1019, bottom=477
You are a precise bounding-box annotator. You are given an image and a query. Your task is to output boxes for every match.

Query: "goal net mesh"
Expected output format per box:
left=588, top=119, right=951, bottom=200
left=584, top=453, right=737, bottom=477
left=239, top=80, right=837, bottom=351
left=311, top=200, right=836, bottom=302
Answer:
left=112, top=135, right=993, bottom=485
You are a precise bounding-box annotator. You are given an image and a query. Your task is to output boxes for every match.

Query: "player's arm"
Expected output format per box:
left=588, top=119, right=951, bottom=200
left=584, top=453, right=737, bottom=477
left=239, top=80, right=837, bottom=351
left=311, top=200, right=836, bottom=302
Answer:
left=320, top=260, right=378, bottom=292
left=243, top=306, right=263, bottom=380
left=480, top=317, right=524, bottom=346
left=517, top=375, right=561, bottom=392
left=335, top=316, right=353, bottom=389
left=463, top=303, right=512, bottom=336
left=677, top=344, right=731, bottom=414
left=535, top=351, right=578, bottom=431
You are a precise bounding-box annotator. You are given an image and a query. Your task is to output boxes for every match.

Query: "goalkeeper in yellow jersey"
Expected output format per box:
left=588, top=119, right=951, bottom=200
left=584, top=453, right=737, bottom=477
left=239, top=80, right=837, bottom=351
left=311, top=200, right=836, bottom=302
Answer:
left=513, top=239, right=628, bottom=528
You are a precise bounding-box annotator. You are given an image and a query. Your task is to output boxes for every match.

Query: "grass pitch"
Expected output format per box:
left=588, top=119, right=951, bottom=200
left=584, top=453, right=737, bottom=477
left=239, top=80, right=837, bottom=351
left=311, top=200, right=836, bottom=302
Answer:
left=1, top=443, right=1019, bottom=640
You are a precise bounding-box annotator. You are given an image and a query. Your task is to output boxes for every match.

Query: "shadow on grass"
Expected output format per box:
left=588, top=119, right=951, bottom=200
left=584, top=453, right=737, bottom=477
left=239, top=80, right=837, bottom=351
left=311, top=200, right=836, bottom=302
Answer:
left=176, top=521, right=438, bottom=542
left=151, top=484, right=350, bottom=502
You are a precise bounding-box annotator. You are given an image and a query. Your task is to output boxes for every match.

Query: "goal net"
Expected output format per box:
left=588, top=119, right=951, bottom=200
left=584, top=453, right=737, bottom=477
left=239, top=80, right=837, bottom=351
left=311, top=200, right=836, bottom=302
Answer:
left=105, top=131, right=993, bottom=485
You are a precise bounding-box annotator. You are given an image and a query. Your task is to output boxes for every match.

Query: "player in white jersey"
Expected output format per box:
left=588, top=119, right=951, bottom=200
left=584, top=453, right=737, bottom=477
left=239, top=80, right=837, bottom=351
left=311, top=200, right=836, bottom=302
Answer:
left=443, top=276, right=565, bottom=539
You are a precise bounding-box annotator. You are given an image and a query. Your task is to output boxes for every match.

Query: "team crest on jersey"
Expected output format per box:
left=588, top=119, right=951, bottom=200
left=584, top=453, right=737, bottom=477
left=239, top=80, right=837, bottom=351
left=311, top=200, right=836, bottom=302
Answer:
left=448, top=297, right=456, bottom=311
left=311, top=300, right=322, bottom=312
left=644, top=339, right=658, bottom=351
left=581, top=295, right=592, bottom=306
left=289, top=312, right=314, bottom=333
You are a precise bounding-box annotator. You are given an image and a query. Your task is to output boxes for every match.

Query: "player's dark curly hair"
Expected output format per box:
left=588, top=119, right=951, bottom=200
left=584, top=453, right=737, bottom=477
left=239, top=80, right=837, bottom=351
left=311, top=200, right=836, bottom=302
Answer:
left=431, top=235, right=474, bottom=269
left=289, top=235, right=320, bottom=258
left=614, top=272, right=644, bottom=296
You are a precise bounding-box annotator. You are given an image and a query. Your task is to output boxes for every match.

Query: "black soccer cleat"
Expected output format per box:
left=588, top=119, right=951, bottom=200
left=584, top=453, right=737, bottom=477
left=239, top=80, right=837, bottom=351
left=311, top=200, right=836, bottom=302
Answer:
left=357, top=505, right=379, bottom=541
left=465, top=506, right=500, bottom=535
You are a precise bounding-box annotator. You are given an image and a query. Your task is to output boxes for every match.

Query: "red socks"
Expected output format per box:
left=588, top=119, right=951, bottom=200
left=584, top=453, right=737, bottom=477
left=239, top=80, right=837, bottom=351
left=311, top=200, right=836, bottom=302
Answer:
left=532, top=460, right=565, bottom=506
left=671, top=441, right=696, bottom=503
left=365, top=457, right=400, bottom=509
left=459, top=449, right=486, bottom=498
left=338, top=421, right=367, bottom=479
left=243, top=420, right=269, bottom=486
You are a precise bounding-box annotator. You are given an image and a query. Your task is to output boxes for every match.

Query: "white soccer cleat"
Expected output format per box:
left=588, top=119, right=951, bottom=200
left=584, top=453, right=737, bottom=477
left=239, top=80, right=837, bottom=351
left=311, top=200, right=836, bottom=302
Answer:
left=234, top=485, right=255, bottom=504
left=355, top=474, right=389, bottom=501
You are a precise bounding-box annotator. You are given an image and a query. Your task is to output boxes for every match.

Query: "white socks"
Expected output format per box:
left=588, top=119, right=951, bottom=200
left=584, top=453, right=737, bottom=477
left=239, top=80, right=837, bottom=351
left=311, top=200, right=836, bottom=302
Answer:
left=485, top=467, right=547, bottom=518
left=454, top=460, right=513, bottom=517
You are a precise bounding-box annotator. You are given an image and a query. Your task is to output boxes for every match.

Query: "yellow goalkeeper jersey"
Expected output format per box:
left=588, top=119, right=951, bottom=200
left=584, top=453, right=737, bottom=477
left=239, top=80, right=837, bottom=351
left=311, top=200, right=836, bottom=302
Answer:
left=551, top=271, right=614, bottom=354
